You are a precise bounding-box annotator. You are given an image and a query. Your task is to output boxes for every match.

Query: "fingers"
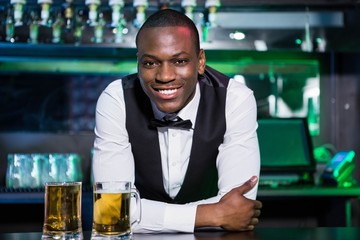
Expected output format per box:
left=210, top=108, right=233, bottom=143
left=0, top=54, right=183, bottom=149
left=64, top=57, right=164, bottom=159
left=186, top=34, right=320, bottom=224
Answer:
left=238, top=176, right=258, bottom=194
left=247, top=225, right=255, bottom=231
left=254, top=209, right=261, bottom=217
left=245, top=203, right=261, bottom=231
left=243, top=218, right=259, bottom=231
left=240, top=208, right=261, bottom=232
left=254, top=200, right=263, bottom=209
left=248, top=176, right=258, bottom=187
left=252, top=200, right=262, bottom=222
left=250, top=217, right=259, bottom=225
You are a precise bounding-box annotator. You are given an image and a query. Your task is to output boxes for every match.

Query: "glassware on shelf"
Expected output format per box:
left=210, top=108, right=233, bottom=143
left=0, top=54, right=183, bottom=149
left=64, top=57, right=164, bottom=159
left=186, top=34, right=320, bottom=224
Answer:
left=6, top=153, right=41, bottom=189
left=181, top=0, right=196, bottom=21
left=113, top=16, right=127, bottom=43
left=86, top=0, right=100, bottom=27
left=49, top=153, right=83, bottom=182
left=205, top=0, right=221, bottom=27
left=133, top=0, right=148, bottom=28
left=64, top=0, right=74, bottom=30
left=11, top=0, right=26, bottom=26
left=109, top=0, right=124, bottom=28
left=38, top=0, right=53, bottom=26
left=6, top=153, right=83, bottom=189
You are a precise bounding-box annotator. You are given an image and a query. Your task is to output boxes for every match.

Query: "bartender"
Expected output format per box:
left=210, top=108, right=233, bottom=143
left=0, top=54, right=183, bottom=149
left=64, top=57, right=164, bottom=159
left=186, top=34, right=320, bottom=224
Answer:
left=92, top=8, right=262, bottom=233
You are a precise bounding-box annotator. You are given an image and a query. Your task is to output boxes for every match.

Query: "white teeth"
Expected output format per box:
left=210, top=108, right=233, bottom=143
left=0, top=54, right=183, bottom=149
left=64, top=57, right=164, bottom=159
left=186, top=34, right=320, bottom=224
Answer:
left=158, top=89, right=177, bottom=95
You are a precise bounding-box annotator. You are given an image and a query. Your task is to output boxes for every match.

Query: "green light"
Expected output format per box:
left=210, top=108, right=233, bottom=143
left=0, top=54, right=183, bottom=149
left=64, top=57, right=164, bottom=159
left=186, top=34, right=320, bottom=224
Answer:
left=342, top=181, right=353, bottom=188
left=303, top=172, right=311, bottom=181
left=333, top=151, right=356, bottom=178
left=202, top=25, right=209, bottom=42
left=295, top=39, right=302, bottom=45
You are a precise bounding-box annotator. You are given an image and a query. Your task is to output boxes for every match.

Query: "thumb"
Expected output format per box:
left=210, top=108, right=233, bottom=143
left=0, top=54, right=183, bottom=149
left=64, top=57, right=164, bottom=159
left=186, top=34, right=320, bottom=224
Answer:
left=238, top=176, right=258, bottom=194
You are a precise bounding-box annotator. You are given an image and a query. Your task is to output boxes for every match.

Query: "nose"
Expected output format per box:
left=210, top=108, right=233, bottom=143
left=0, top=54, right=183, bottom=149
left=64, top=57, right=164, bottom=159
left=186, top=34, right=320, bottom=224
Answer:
left=156, top=63, right=175, bottom=83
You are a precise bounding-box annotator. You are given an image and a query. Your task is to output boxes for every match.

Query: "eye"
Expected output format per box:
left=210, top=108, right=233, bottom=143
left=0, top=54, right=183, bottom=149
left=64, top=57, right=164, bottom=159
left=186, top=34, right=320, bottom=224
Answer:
left=142, top=60, right=158, bottom=68
left=174, top=59, right=188, bottom=65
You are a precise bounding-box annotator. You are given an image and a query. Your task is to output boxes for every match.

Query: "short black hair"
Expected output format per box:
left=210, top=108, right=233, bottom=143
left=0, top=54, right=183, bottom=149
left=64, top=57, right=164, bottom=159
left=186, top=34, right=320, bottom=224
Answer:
left=135, top=9, right=200, bottom=53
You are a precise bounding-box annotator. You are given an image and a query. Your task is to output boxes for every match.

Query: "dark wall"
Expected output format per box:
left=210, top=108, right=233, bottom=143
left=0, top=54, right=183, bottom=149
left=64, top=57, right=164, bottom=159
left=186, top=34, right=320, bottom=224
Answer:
left=335, top=53, right=360, bottom=182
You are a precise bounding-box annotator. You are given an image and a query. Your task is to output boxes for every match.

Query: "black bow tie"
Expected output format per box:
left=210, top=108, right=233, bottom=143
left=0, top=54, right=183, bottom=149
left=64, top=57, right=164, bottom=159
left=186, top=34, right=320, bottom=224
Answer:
left=150, top=116, right=193, bottom=129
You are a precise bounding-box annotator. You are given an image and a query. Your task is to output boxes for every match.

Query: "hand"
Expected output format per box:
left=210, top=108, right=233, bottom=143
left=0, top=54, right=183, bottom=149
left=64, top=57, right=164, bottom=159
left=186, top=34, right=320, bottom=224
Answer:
left=216, top=176, right=262, bottom=231
left=195, top=176, right=262, bottom=231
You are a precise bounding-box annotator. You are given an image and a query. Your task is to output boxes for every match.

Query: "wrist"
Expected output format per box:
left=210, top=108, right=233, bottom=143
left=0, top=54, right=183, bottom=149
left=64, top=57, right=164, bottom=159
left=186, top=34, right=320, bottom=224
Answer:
left=195, top=203, right=221, bottom=228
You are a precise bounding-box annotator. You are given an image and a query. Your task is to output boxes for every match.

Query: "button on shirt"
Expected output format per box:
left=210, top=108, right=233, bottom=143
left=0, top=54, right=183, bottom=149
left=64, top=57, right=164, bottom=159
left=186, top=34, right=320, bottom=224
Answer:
left=93, top=77, right=260, bottom=233
left=150, top=87, right=198, bottom=199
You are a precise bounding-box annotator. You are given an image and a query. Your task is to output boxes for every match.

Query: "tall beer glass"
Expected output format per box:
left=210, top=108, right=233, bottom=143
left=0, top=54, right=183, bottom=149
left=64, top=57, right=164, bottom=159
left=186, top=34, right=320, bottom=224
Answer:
left=42, top=182, right=83, bottom=240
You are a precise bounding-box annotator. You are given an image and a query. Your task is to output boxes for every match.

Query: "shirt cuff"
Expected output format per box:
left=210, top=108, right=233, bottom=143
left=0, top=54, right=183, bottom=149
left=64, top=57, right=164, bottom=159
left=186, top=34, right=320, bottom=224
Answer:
left=164, top=203, right=197, bottom=233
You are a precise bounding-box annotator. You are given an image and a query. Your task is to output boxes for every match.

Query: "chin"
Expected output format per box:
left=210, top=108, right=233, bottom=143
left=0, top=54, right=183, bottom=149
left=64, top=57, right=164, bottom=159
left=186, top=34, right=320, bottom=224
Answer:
left=158, top=105, right=181, bottom=114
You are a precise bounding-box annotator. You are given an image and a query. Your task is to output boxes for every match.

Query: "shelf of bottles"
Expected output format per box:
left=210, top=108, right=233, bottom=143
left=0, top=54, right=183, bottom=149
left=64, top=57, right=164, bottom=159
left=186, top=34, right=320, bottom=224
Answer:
left=0, top=0, right=221, bottom=47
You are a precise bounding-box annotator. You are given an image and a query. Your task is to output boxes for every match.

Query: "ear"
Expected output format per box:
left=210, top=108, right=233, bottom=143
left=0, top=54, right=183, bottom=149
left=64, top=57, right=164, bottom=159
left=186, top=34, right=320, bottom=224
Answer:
left=197, top=49, right=206, bottom=75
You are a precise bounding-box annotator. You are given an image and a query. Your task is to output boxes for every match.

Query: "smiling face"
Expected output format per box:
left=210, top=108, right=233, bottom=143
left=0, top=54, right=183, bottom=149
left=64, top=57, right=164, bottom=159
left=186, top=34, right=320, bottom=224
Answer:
left=136, top=26, right=206, bottom=113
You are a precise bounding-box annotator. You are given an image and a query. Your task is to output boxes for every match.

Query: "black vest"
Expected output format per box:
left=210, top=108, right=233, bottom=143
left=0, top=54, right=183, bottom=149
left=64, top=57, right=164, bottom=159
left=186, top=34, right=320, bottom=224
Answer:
left=123, top=66, right=229, bottom=204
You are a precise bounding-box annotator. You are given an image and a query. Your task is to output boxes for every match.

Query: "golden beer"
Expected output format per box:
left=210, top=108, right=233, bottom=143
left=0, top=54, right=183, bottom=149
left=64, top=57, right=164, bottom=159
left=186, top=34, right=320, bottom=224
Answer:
left=42, top=182, right=83, bottom=239
left=93, top=192, right=131, bottom=235
left=91, top=181, right=141, bottom=239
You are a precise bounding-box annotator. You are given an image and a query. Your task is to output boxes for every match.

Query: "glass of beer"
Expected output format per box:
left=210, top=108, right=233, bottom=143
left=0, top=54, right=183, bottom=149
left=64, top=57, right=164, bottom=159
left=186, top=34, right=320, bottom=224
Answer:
left=42, top=182, right=83, bottom=240
left=91, top=181, right=141, bottom=239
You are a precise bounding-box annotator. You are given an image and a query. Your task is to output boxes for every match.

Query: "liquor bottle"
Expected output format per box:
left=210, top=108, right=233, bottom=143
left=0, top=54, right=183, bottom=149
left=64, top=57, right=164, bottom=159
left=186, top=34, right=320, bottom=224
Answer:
left=6, top=8, right=15, bottom=42
left=307, top=97, right=320, bottom=136
left=28, top=11, right=40, bottom=44
left=52, top=12, right=64, bottom=43
left=94, top=12, right=105, bottom=43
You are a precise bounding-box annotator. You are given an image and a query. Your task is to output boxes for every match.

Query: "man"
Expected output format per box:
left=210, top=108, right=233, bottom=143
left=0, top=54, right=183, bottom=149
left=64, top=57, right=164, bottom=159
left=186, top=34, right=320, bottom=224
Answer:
left=92, top=8, right=262, bottom=233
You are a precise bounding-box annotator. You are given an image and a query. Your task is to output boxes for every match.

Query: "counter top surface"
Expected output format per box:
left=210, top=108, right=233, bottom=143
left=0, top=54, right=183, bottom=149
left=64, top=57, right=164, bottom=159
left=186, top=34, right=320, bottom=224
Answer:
left=1, top=228, right=360, bottom=240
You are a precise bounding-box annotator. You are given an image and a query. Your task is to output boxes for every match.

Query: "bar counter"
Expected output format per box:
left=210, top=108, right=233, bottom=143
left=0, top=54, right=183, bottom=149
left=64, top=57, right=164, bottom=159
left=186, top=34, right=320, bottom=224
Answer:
left=2, top=185, right=360, bottom=231
left=1, top=228, right=360, bottom=240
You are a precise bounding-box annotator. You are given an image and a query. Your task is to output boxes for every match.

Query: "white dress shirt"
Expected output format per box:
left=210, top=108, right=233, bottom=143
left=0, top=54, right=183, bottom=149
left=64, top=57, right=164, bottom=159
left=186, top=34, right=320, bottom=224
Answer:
left=92, top=76, right=260, bottom=233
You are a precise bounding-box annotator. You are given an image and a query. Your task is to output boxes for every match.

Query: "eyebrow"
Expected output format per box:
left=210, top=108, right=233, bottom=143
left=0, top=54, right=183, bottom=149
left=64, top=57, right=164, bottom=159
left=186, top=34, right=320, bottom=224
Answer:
left=139, top=51, right=189, bottom=60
